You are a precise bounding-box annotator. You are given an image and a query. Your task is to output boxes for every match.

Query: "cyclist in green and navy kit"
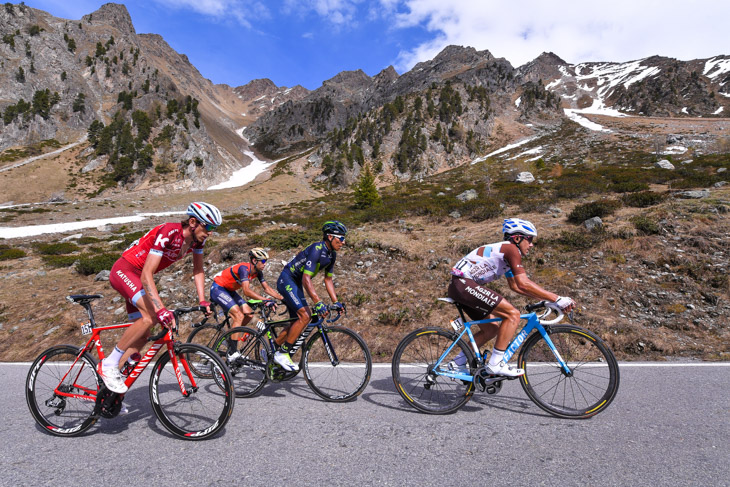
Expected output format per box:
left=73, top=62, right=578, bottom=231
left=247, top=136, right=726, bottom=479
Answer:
left=274, top=221, right=347, bottom=371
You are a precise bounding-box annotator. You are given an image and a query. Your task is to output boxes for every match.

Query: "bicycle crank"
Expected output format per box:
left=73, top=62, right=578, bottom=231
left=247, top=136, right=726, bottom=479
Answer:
left=473, top=367, right=503, bottom=393
left=94, top=387, right=124, bottom=419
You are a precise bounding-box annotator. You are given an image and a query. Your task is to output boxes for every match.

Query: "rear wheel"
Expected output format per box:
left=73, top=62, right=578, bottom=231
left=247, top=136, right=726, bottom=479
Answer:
left=149, top=343, right=234, bottom=440
left=216, top=327, right=268, bottom=397
left=391, top=328, right=475, bottom=414
left=518, top=325, right=620, bottom=419
left=302, top=326, right=371, bottom=402
left=26, top=345, right=100, bottom=437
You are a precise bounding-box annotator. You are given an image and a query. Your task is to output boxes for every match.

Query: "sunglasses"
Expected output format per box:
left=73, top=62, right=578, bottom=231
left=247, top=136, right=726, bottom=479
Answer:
left=522, top=235, right=534, bottom=243
left=257, top=259, right=267, bottom=264
left=198, top=222, right=217, bottom=232
left=330, top=235, right=346, bottom=243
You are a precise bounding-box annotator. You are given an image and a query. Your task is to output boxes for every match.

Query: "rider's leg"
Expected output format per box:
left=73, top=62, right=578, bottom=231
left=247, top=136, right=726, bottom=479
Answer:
left=485, top=299, right=524, bottom=376
left=275, top=306, right=311, bottom=347
left=106, top=293, right=155, bottom=369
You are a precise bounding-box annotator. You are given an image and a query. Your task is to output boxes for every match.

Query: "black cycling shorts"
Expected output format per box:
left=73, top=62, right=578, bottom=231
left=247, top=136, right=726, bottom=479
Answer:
left=447, top=275, right=503, bottom=320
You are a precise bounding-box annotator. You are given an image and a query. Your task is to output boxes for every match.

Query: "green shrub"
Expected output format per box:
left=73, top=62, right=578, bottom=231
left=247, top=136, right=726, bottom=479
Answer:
left=622, top=191, right=666, bottom=208
left=250, top=228, right=321, bottom=251
left=41, top=255, right=77, bottom=268
left=0, top=245, right=26, bottom=260
left=553, top=229, right=608, bottom=250
left=567, top=199, right=621, bottom=223
left=631, top=216, right=661, bottom=235
left=34, top=242, right=80, bottom=255
left=611, top=181, right=649, bottom=193
left=76, top=253, right=117, bottom=275
left=553, top=172, right=607, bottom=199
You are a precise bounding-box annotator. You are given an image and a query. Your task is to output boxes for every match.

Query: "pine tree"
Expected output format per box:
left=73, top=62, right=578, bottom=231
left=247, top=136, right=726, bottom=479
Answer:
left=353, top=163, right=381, bottom=209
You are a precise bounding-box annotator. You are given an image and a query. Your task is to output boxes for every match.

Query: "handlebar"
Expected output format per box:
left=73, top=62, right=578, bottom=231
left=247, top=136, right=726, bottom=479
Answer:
left=148, top=305, right=207, bottom=341
left=525, top=301, right=569, bottom=325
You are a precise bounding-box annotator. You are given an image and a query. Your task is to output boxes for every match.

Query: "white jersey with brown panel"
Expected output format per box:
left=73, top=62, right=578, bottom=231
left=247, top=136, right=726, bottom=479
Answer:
left=451, top=241, right=526, bottom=285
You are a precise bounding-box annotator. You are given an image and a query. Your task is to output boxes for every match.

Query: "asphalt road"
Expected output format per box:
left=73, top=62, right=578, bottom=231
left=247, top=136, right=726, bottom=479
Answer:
left=2, top=362, right=728, bottom=486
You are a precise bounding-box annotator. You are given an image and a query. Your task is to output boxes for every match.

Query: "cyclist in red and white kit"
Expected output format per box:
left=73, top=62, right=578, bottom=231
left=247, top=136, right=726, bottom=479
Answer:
left=448, top=218, right=576, bottom=377
left=100, top=202, right=222, bottom=393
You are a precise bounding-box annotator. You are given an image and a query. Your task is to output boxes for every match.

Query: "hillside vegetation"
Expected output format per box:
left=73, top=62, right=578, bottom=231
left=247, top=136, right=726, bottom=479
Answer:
left=1, top=146, right=728, bottom=362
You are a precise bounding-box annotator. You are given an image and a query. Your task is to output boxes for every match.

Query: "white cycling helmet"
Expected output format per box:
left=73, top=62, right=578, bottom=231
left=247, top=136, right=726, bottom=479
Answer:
left=186, top=202, right=222, bottom=227
left=502, top=218, right=537, bottom=237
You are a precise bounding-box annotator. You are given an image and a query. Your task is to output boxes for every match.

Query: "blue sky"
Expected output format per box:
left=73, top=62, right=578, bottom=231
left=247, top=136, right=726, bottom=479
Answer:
left=22, top=0, right=730, bottom=91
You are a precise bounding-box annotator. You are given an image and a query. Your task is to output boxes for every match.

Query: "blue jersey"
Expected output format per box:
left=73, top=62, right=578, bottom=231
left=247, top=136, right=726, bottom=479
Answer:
left=282, top=241, right=336, bottom=283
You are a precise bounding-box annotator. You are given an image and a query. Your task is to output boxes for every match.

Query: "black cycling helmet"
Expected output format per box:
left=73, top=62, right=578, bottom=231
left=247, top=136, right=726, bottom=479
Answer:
left=322, top=220, right=347, bottom=236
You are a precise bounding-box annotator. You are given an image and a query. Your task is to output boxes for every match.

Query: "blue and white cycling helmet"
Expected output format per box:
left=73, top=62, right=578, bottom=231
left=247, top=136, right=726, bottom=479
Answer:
left=502, top=218, right=537, bottom=237
left=186, top=202, right=222, bottom=227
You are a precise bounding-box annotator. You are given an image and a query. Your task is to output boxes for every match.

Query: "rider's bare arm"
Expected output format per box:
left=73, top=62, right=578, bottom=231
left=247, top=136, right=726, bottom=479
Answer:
left=507, top=273, right=559, bottom=302
left=262, top=281, right=283, bottom=300
left=302, top=273, right=320, bottom=304
left=324, top=275, right=337, bottom=303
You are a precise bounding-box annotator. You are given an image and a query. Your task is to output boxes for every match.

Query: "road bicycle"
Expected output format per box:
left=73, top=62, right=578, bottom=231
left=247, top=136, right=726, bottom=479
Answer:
left=184, top=300, right=282, bottom=377
left=193, top=300, right=371, bottom=402
left=26, top=294, right=235, bottom=440
left=392, top=299, right=619, bottom=418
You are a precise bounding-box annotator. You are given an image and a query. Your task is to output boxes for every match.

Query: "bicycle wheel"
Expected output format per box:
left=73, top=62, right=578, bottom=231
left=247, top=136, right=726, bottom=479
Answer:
left=150, top=343, right=235, bottom=440
left=302, top=326, right=372, bottom=402
left=26, top=345, right=100, bottom=437
left=186, top=324, right=224, bottom=378
left=216, top=327, right=268, bottom=397
left=518, top=325, right=620, bottom=419
left=391, top=328, right=476, bottom=414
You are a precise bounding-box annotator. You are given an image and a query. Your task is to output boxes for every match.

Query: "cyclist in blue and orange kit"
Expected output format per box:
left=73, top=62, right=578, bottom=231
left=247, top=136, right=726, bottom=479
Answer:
left=210, top=247, right=283, bottom=362
left=274, top=221, right=347, bottom=371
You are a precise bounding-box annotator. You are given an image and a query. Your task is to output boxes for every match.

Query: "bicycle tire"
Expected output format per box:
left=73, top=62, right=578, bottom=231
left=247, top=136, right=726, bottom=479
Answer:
left=302, top=326, right=372, bottom=402
left=215, top=327, right=268, bottom=397
left=26, top=345, right=100, bottom=437
left=149, top=343, right=235, bottom=440
left=518, top=325, right=620, bottom=419
left=185, top=324, right=225, bottom=378
left=391, top=328, right=476, bottom=414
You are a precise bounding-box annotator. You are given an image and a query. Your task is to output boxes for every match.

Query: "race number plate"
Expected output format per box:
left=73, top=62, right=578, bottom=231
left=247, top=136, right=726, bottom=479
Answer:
left=81, top=323, right=93, bottom=335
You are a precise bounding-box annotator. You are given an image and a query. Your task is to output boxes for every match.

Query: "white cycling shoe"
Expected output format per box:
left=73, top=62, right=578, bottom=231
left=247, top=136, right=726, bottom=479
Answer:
left=97, top=362, right=129, bottom=394
left=226, top=350, right=242, bottom=363
left=486, top=361, right=524, bottom=378
left=274, top=351, right=299, bottom=372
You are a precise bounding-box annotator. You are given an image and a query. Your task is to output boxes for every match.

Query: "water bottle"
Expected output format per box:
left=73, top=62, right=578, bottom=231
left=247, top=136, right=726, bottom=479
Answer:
left=121, top=352, right=142, bottom=376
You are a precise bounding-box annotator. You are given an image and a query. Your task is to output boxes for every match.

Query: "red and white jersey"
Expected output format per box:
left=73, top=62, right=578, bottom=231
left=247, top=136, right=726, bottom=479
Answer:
left=121, top=222, right=205, bottom=273
left=451, top=241, right=525, bottom=285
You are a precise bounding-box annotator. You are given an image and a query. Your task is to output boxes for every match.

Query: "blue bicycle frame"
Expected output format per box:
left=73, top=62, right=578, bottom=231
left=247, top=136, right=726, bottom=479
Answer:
left=434, top=311, right=572, bottom=382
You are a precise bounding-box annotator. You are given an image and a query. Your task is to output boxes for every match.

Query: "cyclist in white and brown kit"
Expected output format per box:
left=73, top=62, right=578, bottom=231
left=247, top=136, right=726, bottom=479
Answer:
left=448, top=218, right=576, bottom=377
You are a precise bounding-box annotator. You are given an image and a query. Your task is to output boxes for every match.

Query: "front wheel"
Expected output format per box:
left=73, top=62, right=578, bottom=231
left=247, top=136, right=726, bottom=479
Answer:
left=302, top=326, right=372, bottom=402
left=215, top=327, right=268, bottom=397
left=391, top=328, right=476, bottom=414
left=26, top=345, right=100, bottom=437
left=518, top=325, right=620, bottom=419
left=150, top=343, right=235, bottom=440
left=185, top=324, right=224, bottom=378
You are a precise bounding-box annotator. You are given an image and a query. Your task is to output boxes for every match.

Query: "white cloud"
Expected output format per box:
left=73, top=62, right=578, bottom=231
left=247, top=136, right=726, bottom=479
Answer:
left=387, top=0, right=730, bottom=72
left=283, top=0, right=363, bottom=26
left=152, top=0, right=269, bottom=28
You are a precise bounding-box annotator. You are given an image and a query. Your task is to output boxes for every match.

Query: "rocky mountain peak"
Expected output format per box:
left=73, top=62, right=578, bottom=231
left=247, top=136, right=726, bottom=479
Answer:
left=517, top=51, right=569, bottom=83
left=322, top=69, right=373, bottom=90
left=82, top=3, right=136, bottom=35
left=374, top=66, right=399, bottom=84
left=234, top=79, right=279, bottom=101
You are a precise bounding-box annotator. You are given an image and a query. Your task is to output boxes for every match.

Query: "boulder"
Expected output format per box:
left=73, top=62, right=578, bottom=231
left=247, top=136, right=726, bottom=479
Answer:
left=515, top=171, right=535, bottom=183
left=655, top=159, right=675, bottom=170
left=94, top=270, right=111, bottom=281
left=456, top=189, right=478, bottom=202
left=583, top=217, right=603, bottom=230
left=675, top=189, right=710, bottom=199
